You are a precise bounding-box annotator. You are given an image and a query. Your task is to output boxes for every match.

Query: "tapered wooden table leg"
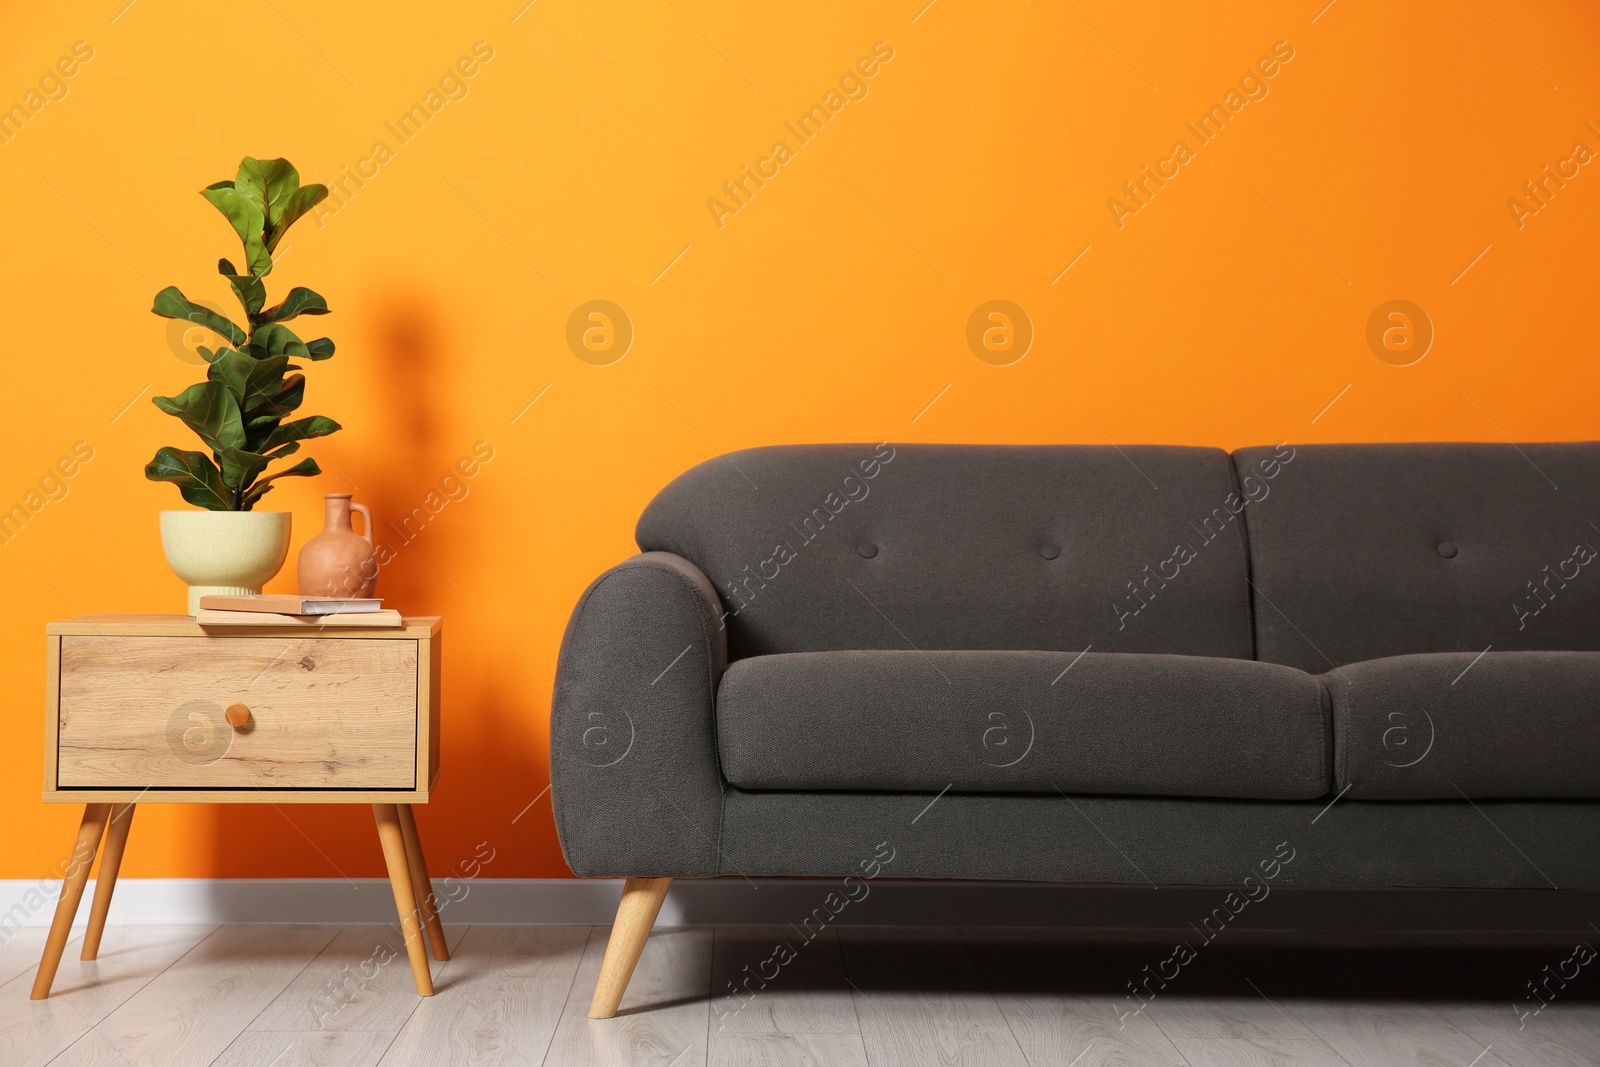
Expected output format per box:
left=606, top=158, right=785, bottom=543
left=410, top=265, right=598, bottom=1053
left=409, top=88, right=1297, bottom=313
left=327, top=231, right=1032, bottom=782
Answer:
left=397, top=805, right=450, bottom=962
left=589, top=876, right=673, bottom=1018
left=81, top=803, right=136, bottom=960
left=31, top=804, right=112, bottom=1000
left=373, top=804, right=434, bottom=995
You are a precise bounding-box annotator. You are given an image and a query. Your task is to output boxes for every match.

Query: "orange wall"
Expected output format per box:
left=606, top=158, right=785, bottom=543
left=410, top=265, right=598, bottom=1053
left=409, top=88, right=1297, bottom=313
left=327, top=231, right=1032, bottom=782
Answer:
left=2, top=1, right=1597, bottom=881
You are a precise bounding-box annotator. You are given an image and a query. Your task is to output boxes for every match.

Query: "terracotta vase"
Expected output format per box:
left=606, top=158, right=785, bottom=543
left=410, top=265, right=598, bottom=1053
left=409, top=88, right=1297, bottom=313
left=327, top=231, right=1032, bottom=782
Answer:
left=297, top=494, right=377, bottom=598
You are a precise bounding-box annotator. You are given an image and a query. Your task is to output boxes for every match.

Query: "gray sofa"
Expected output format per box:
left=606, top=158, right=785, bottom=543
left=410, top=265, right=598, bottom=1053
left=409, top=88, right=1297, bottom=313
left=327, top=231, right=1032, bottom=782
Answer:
left=551, top=441, right=1600, bottom=1017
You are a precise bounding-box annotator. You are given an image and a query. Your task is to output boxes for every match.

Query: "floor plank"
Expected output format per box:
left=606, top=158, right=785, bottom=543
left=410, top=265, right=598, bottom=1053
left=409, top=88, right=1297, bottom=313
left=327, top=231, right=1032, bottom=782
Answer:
left=1090, top=929, right=1319, bottom=1044
left=92, top=925, right=338, bottom=1067
left=251, top=925, right=428, bottom=1033
left=377, top=924, right=589, bottom=1067
left=211, top=1030, right=395, bottom=1067
left=1343, top=934, right=1600, bottom=1067
left=35, top=1029, right=134, bottom=1067
left=840, top=927, right=1029, bottom=1067
left=1224, top=935, right=1516, bottom=1067
left=544, top=925, right=713, bottom=1067
left=0, top=924, right=215, bottom=1067
left=707, top=1032, right=869, bottom=1067
left=709, top=925, right=858, bottom=1035
left=442, top=924, right=592, bottom=979
left=1170, top=1037, right=1351, bottom=1066
left=964, top=928, right=1189, bottom=1067
left=0, top=925, right=84, bottom=987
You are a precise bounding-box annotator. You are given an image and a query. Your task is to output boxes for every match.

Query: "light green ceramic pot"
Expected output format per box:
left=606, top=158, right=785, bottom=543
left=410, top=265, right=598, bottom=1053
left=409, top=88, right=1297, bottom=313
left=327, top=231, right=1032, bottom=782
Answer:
left=159, top=510, right=291, bottom=615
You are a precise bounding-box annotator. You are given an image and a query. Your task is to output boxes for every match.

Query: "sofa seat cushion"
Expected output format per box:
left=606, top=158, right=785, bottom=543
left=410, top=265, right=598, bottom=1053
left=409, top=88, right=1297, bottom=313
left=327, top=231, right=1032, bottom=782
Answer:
left=1326, top=651, right=1600, bottom=799
left=716, top=650, right=1331, bottom=799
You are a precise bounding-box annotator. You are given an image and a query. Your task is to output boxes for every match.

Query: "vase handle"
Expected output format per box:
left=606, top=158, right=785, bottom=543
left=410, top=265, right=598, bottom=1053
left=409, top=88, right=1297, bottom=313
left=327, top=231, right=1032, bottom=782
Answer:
left=351, top=503, right=374, bottom=546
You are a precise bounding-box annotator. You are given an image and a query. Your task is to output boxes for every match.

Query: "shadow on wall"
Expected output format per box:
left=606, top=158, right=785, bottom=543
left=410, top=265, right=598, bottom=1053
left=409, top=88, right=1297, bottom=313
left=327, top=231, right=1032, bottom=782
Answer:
left=199, top=289, right=543, bottom=883
left=366, top=290, right=445, bottom=595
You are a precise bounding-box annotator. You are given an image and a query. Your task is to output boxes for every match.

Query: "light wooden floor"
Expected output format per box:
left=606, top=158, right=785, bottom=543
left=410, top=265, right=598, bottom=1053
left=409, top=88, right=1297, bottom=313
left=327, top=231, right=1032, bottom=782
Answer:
left=4, top=923, right=1598, bottom=1066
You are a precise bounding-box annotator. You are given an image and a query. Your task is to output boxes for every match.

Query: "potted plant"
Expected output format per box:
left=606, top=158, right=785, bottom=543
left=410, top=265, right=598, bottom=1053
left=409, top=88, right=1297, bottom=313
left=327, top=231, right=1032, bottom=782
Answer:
left=146, top=157, right=342, bottom=614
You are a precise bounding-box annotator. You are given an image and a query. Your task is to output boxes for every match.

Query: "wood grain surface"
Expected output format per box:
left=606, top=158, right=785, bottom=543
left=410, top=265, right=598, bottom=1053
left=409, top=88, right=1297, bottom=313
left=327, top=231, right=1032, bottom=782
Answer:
left=56, top=635, right=418, bottom=790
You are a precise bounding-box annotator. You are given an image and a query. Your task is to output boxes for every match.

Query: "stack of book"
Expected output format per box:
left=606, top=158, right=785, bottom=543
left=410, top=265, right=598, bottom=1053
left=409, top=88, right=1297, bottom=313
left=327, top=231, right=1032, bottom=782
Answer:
left=196, top=595, right=403, bottom=628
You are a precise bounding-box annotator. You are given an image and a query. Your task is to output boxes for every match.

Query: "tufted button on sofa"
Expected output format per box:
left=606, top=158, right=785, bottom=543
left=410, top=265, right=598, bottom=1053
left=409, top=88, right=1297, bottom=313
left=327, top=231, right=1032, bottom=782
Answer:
left=551, top=441, right=1600, bottom=1017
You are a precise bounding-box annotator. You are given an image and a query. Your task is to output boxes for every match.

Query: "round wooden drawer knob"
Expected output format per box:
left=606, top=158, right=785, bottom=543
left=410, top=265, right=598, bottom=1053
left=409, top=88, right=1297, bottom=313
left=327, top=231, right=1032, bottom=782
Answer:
left=224, top=703, right=252, bottom=728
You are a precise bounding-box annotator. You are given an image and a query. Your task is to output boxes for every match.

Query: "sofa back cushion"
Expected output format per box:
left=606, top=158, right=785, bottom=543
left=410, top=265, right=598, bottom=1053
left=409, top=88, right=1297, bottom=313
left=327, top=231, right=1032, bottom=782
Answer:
left=1234, top=442, right=1600, bottom=672
left=637, top=443, right=1255, bottom=660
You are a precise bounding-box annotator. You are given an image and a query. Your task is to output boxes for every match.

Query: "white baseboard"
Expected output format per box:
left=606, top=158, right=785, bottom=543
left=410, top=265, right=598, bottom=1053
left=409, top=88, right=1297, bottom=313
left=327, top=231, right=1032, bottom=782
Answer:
left=0, top=878, right=617, bottom=929
left=3, top=877, right=1599, bottom=933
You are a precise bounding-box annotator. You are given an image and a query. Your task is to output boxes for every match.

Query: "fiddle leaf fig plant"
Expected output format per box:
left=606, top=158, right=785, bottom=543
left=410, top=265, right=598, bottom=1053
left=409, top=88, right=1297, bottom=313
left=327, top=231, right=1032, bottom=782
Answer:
left=145, top=157, right=342, bottom=511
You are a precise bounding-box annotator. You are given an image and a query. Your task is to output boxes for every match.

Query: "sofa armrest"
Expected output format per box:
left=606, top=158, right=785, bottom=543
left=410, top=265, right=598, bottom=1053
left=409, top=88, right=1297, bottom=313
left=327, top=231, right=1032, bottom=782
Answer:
left=550, top=551, right=728, bottom=878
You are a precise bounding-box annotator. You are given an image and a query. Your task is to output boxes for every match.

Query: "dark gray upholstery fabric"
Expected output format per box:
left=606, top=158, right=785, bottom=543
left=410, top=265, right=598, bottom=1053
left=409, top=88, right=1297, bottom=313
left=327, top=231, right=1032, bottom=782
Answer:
left=549, top=443, right=1600, bottom=891
left=720, top=790, right=1600, bottom=888
left=549, top=552, right=727, bottom=878
left=717, top=650, right=1330, bottom=799
left=637, top=444, right=1256, bottom=661
left=1233, top=442, right=1600, bottom=672
left=1326, top=651, right=1600, bottom=799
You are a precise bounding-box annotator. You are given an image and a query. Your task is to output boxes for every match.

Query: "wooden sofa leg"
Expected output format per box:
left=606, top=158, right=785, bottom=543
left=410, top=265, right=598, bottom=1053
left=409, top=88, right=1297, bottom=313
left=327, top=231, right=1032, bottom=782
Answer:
left=589, top=877, right=672, bottom=1018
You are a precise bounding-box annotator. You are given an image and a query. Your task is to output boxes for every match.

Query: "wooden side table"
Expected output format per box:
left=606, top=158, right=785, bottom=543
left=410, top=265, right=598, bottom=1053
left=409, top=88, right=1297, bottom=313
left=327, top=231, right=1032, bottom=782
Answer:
left=32, top=614, right=447, bottom=1000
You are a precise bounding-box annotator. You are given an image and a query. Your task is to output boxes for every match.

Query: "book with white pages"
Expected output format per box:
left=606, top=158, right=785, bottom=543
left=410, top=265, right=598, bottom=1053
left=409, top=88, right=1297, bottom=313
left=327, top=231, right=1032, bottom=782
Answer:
left=196, top=608, right=403, bottom=628
left=197, top=594, right=383, bottom=615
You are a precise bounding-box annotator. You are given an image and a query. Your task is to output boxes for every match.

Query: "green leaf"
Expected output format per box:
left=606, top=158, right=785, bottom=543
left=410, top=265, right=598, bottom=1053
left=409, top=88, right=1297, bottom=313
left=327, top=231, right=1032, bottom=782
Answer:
left=233, top=368, right=307, bottom=451
left=208, top=349, right=290, bottom=418
left=235, top=158, right=296, bottom=220
left=152, top=381, right=246, bottom=453
left=235, top=158, right=328, bottom=252
left=241, top=481, right=276, bottom=510
left=151, top=286, right=247, bottom=347
left=246, top=322, right=309, bottom=361
left=304, top=337, right=336, bottom=361
left=258, top=287, right=330, bottom=325
left=261, top=415, right=340, bottom=452
left=200, top=181, right=272, bottom=277
left=272, top=373, right=306, bottom=417
left=205, top=347, right=244, bottom=385
left=247, top=372, right=306, bottom=426
left=254, top=457, right=321, bottom=492
left=218, top=258, right=265, bottom=317
left=245, top=411, right=284, bottom=444
left=145, top=447, right=232, bottom=511
left=262, top=440, right=300, bottom=461
left=206, top=348, right=250, bottom=397
left=271, top=185, right=328, bottom=250
left=217, top=446, right=271, bottom=492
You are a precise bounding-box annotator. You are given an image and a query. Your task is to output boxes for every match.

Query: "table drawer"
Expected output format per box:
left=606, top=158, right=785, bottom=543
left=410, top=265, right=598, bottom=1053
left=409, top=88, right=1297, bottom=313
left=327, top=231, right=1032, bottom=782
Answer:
left=56, top=636, right=419, bottom=790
